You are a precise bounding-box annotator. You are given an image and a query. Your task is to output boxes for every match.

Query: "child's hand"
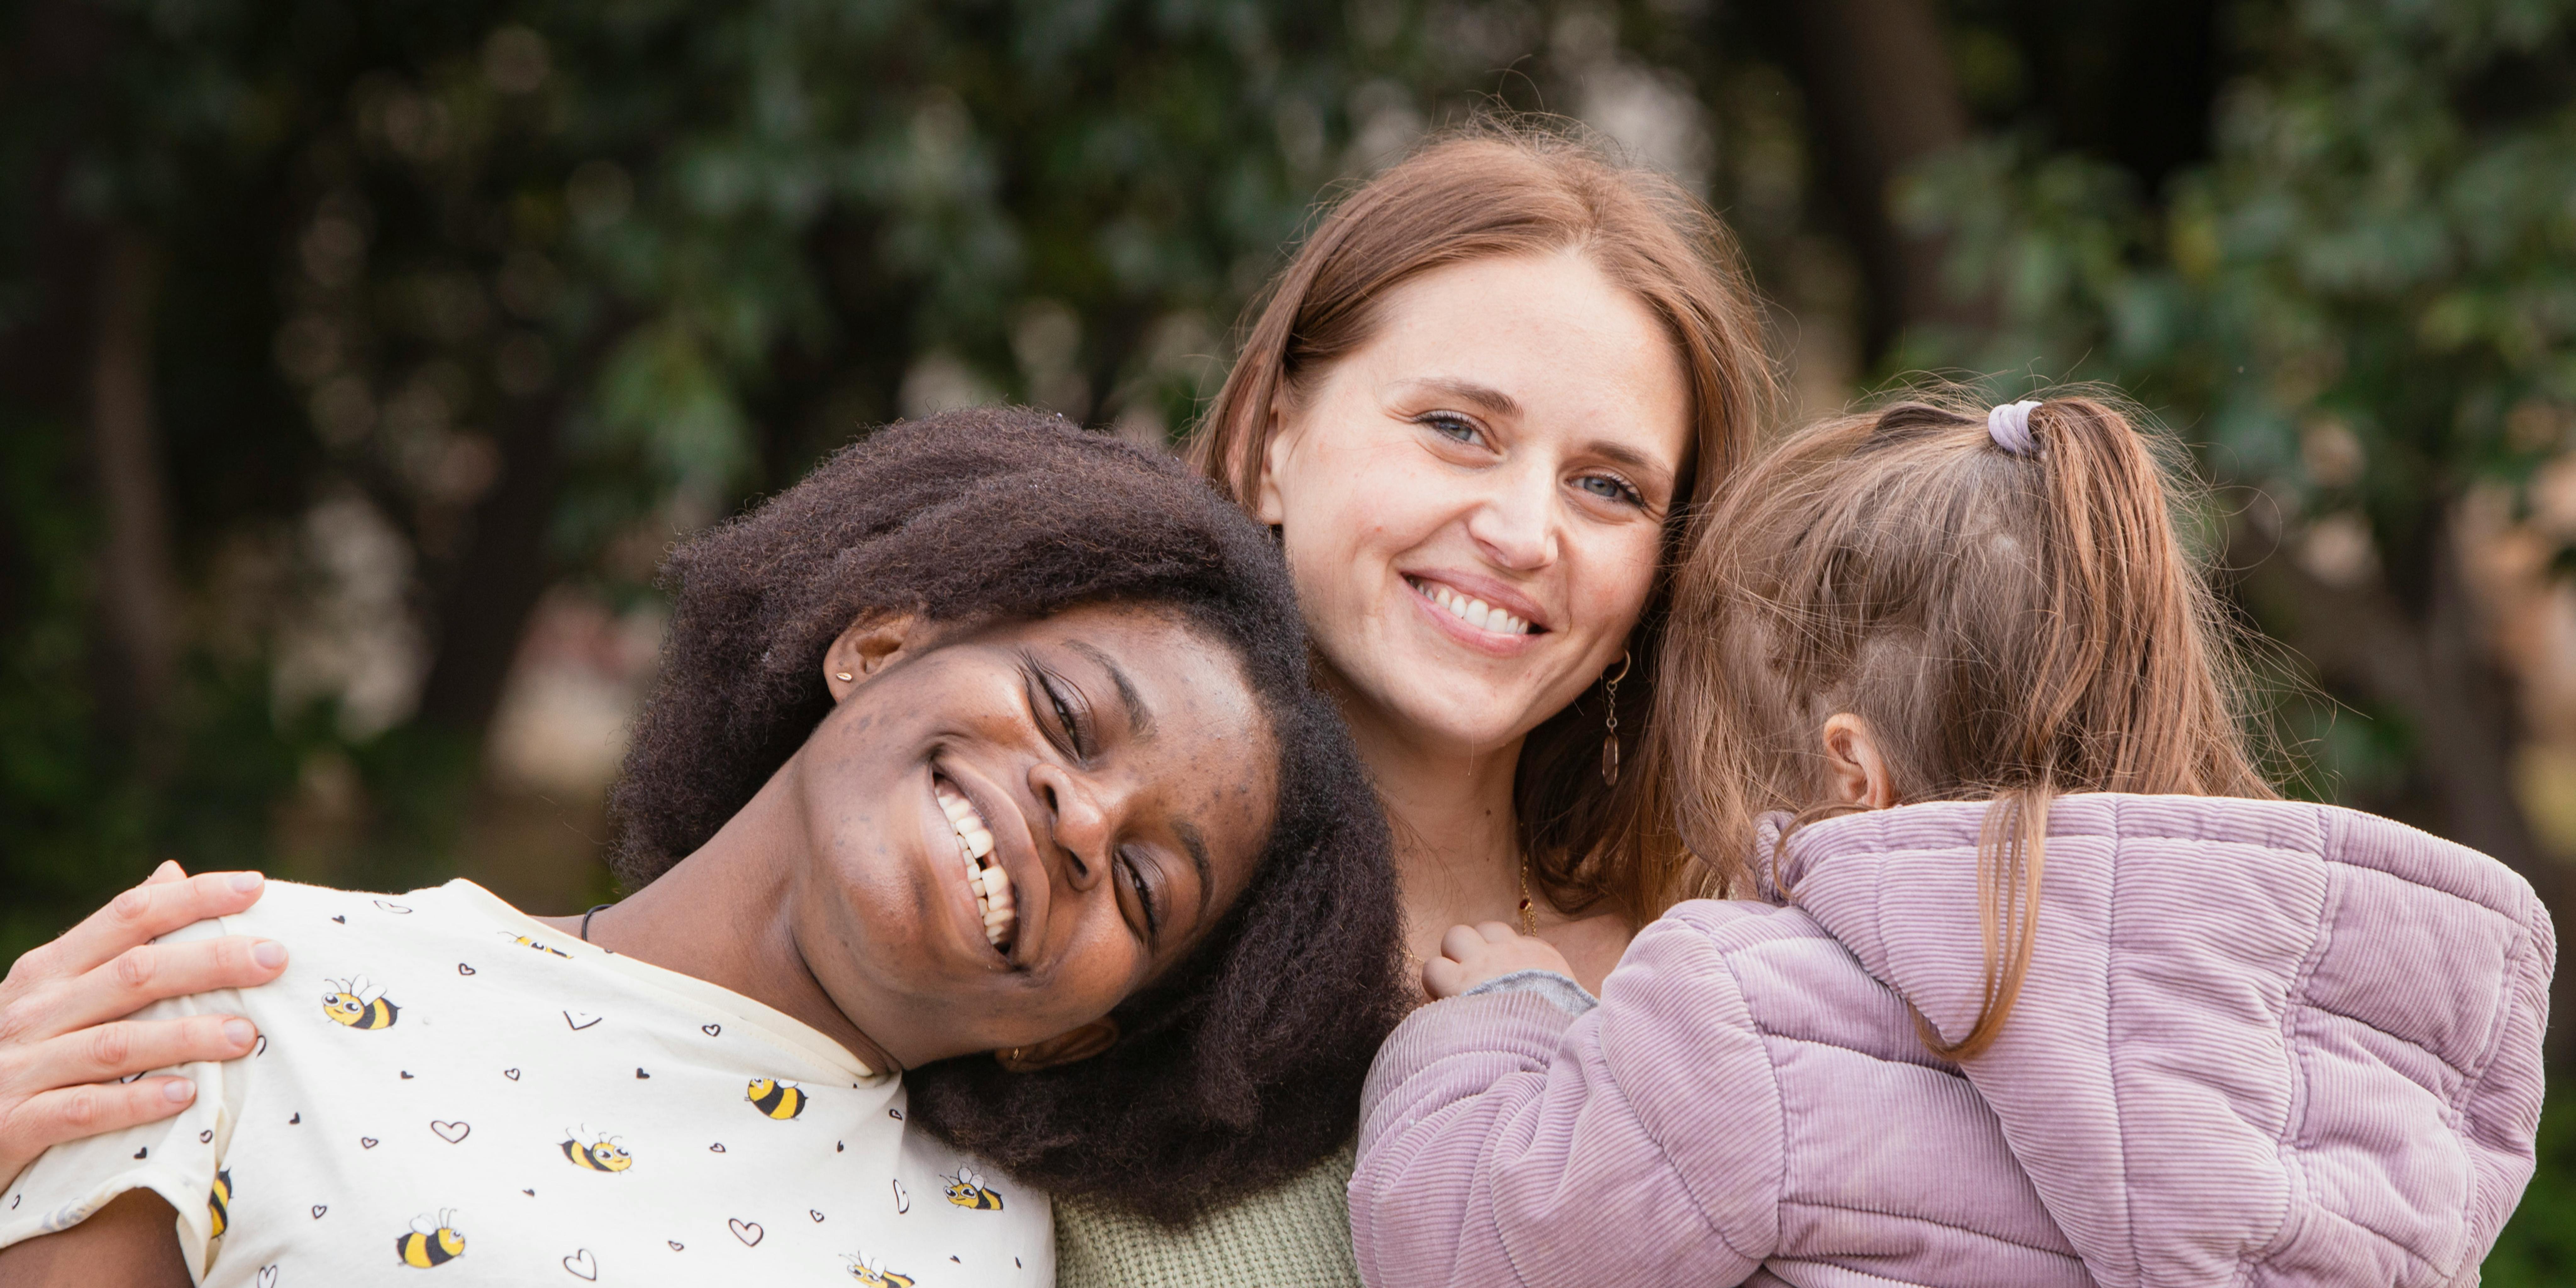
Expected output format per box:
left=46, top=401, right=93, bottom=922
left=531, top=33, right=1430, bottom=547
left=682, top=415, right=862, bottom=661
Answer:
left=1423, top=922, right=1578, bottom=1000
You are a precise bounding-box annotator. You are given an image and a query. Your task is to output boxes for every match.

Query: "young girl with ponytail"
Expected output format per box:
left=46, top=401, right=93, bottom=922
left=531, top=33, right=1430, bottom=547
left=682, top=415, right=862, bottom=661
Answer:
left=1349, top=389, right=2555, bottom=1287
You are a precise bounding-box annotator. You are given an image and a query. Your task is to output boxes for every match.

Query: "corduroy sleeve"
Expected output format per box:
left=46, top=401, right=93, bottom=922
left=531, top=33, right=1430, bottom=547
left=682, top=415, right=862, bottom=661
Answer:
left=1348, top=912, right=1787, bottom=1288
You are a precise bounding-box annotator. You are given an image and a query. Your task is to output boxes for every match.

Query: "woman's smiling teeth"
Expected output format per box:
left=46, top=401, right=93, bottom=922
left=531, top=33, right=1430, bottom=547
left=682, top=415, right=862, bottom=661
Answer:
left=935, top=777, right=1017, bottom=951
left=1407, top=577, right=1535, bottom=636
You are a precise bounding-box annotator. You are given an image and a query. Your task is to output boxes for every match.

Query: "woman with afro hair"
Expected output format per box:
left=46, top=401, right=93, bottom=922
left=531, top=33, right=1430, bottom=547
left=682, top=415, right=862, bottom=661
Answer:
left=0, top=407, right=1405, bottom=1286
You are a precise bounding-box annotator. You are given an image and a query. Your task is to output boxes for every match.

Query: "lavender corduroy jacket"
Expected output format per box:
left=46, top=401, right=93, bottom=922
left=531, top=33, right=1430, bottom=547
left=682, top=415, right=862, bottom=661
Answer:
left=1350, top=794, right=2555, bottom=1287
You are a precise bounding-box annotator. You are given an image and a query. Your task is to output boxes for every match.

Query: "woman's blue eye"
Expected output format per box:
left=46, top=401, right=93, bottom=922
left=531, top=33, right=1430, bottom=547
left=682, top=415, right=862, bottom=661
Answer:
left=1420, top=413, right=1479, bottom=443
left=1577, top=474, right=1644, bottom=506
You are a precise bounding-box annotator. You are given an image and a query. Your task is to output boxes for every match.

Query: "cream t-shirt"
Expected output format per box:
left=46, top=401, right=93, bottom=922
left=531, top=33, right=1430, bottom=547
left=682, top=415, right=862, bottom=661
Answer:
left=0, top=880, right=1050, bottom=1287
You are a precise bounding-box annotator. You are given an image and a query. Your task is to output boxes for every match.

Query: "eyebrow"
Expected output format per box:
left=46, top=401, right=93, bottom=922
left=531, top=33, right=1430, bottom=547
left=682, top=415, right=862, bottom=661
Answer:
left=1176, top=819, right=1214, bottom=919
left=1404, top=377, right=1522, bottom=419
left=1065, top=641, right=1153, bottom=741
left=1586, top=439, right=1679, bottom=487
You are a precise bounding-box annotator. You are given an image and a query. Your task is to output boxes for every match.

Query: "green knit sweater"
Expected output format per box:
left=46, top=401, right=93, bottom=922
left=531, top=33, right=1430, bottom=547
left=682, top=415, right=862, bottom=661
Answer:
left=1052, top=1142, right=1361, bottom=1287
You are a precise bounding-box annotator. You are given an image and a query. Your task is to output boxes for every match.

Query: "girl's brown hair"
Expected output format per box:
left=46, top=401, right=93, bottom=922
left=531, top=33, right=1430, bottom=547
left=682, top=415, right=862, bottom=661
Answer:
left=1187, top=121, right=1774, bottom=922
left=1657, top=386, right=2272, bottom=1058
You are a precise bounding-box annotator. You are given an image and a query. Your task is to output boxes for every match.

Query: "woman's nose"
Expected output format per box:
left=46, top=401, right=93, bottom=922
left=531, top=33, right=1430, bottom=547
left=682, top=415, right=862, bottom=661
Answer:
left=1028, top=761, right=1112, bottom=890
left=1463, top=462, right=1558, bottom=571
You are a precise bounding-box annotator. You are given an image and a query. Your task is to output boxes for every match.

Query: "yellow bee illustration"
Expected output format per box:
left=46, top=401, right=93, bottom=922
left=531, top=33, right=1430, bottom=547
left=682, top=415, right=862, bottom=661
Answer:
left=559, top=1126, right=633, bottom=1172
left=396, top=1210, right=465, bottom=1268
left=745, top=1077, right=806, bottom=1120
left=207, top=1169, right=230, bottom=1239
left=322, top=976, right=399, bottom=1030
left=942, top=1166, right=1004, bottom=1211
left=842, top=1252, right=916, bottom=1287
left=502, top=931, right=570, bottom=958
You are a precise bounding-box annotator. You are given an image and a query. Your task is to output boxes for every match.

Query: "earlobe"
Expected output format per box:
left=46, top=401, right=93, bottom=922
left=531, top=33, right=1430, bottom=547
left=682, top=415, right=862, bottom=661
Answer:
left=993, top=1017, right=1119, bottom=1072
left=822, top=611, right=926, bottom=702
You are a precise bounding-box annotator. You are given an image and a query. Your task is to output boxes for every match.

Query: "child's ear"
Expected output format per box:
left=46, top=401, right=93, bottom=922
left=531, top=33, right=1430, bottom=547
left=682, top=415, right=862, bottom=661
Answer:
left=1820, top=713, right=1897, bottom=811
left=823, top=611, right=928, bottom=703
left=991, top=1018, right=1119, bottom=1072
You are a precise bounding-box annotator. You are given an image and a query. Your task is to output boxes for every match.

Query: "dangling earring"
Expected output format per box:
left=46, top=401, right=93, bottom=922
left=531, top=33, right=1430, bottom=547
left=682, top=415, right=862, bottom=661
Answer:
left=1600, top=650, right=1631, bottom=787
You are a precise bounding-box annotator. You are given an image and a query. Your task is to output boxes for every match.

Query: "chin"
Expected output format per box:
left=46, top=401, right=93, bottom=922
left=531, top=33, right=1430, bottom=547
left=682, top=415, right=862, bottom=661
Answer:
left=1385, top=675, right=1554, bottom=749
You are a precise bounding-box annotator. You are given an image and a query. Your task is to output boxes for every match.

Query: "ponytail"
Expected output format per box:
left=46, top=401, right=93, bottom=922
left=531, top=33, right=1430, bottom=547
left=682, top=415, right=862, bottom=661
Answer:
left=1658, top=384, right=2270, bottom=1058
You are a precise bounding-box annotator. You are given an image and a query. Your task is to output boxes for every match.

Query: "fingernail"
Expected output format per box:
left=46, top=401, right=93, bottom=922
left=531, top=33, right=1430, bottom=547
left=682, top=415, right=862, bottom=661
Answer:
left=163, top=1079, right=196, bottom=1103
left=229, top=871, right=264, bottom=893
left=252, top=940, right=286, bottom=969
left=222, top=1019, right=256, bottom=1047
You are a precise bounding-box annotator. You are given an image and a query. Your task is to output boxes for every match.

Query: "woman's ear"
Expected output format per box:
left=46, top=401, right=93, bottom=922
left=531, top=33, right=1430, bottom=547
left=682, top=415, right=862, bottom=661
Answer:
left=1251, top=396, right=1298, bottom=526
left=1820, top=713, right=1897, bottom=810
left=823, top=612, right=927, bottom=703
left=991, top=1018, right=1118, bottom=1072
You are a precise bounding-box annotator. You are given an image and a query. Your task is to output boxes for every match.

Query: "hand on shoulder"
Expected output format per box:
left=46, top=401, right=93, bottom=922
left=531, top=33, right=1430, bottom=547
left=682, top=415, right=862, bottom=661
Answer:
left=0, top=863, right=285, bottom=1191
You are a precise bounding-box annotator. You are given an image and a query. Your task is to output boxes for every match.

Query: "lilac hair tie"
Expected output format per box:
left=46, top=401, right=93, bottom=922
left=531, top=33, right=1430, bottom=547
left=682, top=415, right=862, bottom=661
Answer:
left=1987, top=400, right=2044, bottom=456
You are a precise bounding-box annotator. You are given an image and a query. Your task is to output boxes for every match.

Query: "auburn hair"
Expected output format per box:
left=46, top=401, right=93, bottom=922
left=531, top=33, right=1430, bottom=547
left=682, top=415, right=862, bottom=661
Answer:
left=1656, top=386, right=2272, bottom=1059
left=1187, top=120, right=1775, bottom=922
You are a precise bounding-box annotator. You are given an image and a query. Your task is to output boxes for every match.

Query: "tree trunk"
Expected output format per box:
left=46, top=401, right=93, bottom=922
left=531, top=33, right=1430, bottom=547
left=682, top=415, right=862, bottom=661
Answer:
left=409, top=330, right=612, bottom=742
left=88, top=228, right=180, bottom=737
left=1781, top=0, right=1986, bottom=361
left=2238, top=512, right=2573, bottom=1060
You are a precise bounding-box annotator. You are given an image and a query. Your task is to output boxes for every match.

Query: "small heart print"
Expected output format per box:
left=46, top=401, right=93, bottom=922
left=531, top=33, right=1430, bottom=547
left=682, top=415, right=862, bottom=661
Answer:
left=503, top=1069, right=520, bottom=1081
left=457, top=963, right=476, bottom=976
left=564, top=1010, right=602, bottom=1031
left=330, top=915, right=345, bottom=924
left=891, top=1179, right=908, bottom=1213
left=887, top=1107, right=902, bottom=1120
left=950, top=1256, right=961, bottom=1263
left=431, top=1120, right=471, bottom=1144
left=399, top=1071, right=414, bottom=1080
left=837, top=1142, right=846, bottom=1152
left=709, top=1143, right=726, bottom=1153
left=199, top=1130, right=214, bottom=1143
left=288, top=1113, right=300, bottom=1125
left=373, top=899, right=412, bottom=914
left=666, top=1241, right=684, bottom=1252
left=254, top=1035, right=268, bottom=1056
left=523, top=1189, right=535, bottom=1197
left=133, top=1147, right=147, bottom=1159
left=728, top=1218, right=763, bottom=1247
left=311, top=1204, right=327, bottom=1219
left=635, top=1068, right=650, bottom=1079
left=562, top=1250, right=597, bottom=1281
left=360, top=1137, right=378, bottom=1149
left=257, top=1266, right=278, bottom=1288
left=809, top=1210, right=824, bottom=1222
left=9, top=1195, right=19, bottom=1210
left=701, top=1023, right=721, bottom=1037
left=120, top=1071, right=143, bottom=1084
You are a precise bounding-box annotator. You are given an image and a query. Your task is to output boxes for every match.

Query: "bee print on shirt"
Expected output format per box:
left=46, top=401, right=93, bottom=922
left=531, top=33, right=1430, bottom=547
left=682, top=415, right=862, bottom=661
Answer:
left=396, top=1210, right=466, bottom=1268
left=941, top=1167, right=1003, bottom=1211
left=843, top=1252, right=916, bottom=1287
left=322, top=976, right=398, bottom=1030
left=745, top=1077, right=806, bottom=1120
left=501, top=931, right=571, bottom=958
left=559, top=1127, right=633, bottom=1172
left=207, top=1169, right=231, bottom=1239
